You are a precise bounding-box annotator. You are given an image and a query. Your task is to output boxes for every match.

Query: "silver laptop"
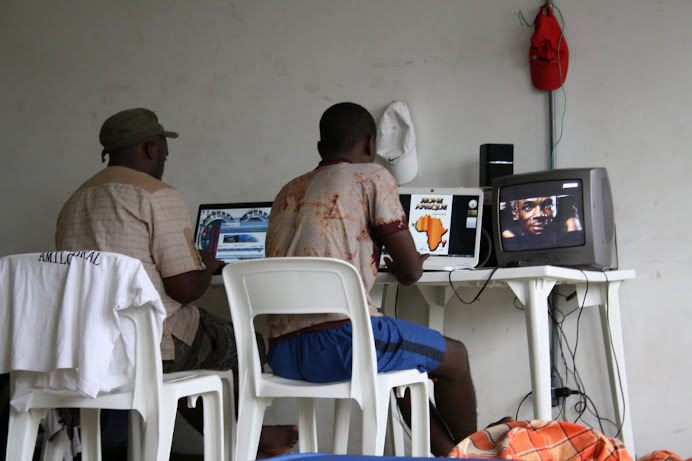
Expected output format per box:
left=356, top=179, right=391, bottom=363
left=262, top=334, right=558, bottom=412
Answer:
left=193, top=202, right=273, bottom=274
left=381, top=187, right=484, bottom=271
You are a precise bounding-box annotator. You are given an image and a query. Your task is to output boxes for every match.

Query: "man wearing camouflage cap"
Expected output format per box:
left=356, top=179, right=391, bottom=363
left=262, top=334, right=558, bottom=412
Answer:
left=55, top=108, right=297, bottom=457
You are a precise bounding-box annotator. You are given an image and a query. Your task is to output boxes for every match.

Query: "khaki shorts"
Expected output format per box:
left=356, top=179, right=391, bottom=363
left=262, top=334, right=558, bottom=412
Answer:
left=162, top=308, right=266, bottom=377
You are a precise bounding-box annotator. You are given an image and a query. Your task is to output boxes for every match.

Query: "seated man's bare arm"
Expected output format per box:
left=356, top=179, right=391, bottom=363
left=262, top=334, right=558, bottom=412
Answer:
left=381, top=229, right=428, bottom=285
left=162, top=250, right=222, bottom=304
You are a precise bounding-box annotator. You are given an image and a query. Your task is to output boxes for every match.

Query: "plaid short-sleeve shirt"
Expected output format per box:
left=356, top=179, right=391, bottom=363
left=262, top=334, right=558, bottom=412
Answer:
left=265, top=158, right=408, bottom=338
left=55, top=166, right=205, bottom=360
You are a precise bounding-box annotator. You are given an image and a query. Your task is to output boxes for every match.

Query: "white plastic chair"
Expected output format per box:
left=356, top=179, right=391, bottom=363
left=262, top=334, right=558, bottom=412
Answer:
left=0, top=252, right=226, bottom=461
left=158, top=368, right=236, bottom=461
left=222, top=257, right=431, bottom=459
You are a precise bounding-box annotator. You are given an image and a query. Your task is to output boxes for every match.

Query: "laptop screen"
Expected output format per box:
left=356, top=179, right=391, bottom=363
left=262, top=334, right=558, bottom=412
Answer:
left=194, top=202, right=273, bottom=267
left=387, top=187, right=484, bottom=270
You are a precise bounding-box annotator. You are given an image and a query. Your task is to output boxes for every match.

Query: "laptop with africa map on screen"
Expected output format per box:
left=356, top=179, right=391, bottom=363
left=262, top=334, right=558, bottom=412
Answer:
left=381, top=187, right=484, bottom=271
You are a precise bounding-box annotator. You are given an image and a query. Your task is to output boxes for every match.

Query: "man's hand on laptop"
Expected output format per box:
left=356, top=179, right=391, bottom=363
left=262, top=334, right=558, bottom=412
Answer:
left=383, top=253, right=429, bottom=282
left=199, top=250, right=224, bottom=274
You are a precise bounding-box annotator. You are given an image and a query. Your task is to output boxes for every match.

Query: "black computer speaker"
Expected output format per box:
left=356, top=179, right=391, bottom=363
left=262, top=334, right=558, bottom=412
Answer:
left=479, top=144, right=514, bottom=187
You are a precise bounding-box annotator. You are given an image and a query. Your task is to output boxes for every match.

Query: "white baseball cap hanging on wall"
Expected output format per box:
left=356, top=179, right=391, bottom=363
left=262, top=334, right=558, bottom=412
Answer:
left=376, top=101, right=418, bottom=185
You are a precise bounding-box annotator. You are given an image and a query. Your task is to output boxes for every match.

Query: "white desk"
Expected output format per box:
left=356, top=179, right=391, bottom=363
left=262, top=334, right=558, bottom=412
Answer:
left=371, top=266, right=636, bottom=453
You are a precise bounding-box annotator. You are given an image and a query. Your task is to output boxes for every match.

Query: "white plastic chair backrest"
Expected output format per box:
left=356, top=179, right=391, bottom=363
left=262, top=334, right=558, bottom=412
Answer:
left=118, top=302, right=165, bottom=420
left=221, top=257, right=379, bottom=406
left=0, top=251, right=165, bottom=419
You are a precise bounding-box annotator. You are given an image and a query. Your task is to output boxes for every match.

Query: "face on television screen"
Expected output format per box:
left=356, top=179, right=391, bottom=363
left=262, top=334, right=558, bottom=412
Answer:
left=498, top=179, right=586, bottom=252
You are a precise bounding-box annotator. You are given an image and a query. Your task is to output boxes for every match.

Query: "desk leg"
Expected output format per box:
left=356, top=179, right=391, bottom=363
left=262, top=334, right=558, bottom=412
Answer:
left=417, top=286, right=452, bottom=334
left=507, top=279, right=556, bottom=421
left=376, top=284, right=450, bottom=335
left=599, top=281, right=636, bottom=454
left=372, top=283, right=398, bottom=318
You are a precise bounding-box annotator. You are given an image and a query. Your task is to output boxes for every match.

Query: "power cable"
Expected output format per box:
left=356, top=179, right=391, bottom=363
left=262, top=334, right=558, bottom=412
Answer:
left=447, top=267, right=499, bottom=305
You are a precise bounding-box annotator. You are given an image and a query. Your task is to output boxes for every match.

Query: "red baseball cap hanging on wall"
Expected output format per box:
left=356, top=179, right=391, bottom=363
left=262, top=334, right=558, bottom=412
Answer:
left=530, top=3, right=568, bottom=91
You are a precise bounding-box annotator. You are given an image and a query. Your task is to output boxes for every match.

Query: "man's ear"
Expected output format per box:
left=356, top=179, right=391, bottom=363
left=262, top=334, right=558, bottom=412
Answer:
left=363, top=134, right=375, bottom=157
left=317, top=141, right=326, bottom=159
left=143, top=139, right=156, bottom=159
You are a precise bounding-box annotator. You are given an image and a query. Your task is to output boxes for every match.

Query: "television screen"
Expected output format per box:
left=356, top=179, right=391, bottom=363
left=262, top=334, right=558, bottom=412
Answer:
left=498, top=179, right=586, bottom=252
left=492, top=167, right=617, bottom=270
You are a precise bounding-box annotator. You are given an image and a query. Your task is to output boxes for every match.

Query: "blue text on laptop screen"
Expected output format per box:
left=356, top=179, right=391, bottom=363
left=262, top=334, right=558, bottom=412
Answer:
left=195, top=203, right=272, bottom=263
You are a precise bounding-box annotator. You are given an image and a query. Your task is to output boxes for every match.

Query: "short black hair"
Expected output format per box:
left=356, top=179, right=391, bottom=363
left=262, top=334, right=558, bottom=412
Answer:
left=319, top=102, right=376, bottom=155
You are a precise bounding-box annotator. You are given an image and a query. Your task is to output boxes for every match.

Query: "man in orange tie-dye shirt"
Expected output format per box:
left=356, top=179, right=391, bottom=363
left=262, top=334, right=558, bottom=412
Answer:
left=265, top=102, right=479, bottom=457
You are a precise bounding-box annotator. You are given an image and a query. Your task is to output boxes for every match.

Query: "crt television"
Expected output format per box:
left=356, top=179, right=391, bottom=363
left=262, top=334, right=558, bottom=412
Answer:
left=491, top=167, right=617, bottom=270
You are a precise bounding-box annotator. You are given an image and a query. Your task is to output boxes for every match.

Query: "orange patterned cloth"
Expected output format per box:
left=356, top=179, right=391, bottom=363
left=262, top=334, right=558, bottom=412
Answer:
left=448, top=420, right=689, bottom=461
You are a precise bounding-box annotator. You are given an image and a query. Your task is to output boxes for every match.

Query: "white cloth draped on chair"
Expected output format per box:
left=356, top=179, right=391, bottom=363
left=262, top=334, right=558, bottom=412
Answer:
left=0, top=250, right=227, bottom=461
left=0, top=251, right=166, bottom=411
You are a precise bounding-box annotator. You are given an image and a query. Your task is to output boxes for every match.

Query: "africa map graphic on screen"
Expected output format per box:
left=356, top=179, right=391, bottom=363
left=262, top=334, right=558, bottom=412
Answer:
left=414, top=215, right=448, bottom=251
left=408, top=195, right=453, bottom=256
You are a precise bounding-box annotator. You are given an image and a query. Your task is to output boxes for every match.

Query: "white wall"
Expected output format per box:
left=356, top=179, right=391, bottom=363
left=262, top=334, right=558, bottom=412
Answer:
left=1, top=1, right=690, bottom=457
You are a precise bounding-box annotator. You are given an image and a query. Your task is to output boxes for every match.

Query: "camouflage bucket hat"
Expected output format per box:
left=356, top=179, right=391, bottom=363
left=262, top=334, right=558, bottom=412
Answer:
left=99, top=108, right=178, bottom=161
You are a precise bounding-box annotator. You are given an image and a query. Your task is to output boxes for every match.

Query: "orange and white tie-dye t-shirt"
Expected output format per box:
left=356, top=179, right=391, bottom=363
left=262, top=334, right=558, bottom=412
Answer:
left=266, top=157, right=408, bottom=338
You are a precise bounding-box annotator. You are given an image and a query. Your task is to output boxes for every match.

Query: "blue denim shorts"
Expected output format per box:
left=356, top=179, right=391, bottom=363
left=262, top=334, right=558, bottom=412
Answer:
left=267, top=316, right=445, bottom=383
